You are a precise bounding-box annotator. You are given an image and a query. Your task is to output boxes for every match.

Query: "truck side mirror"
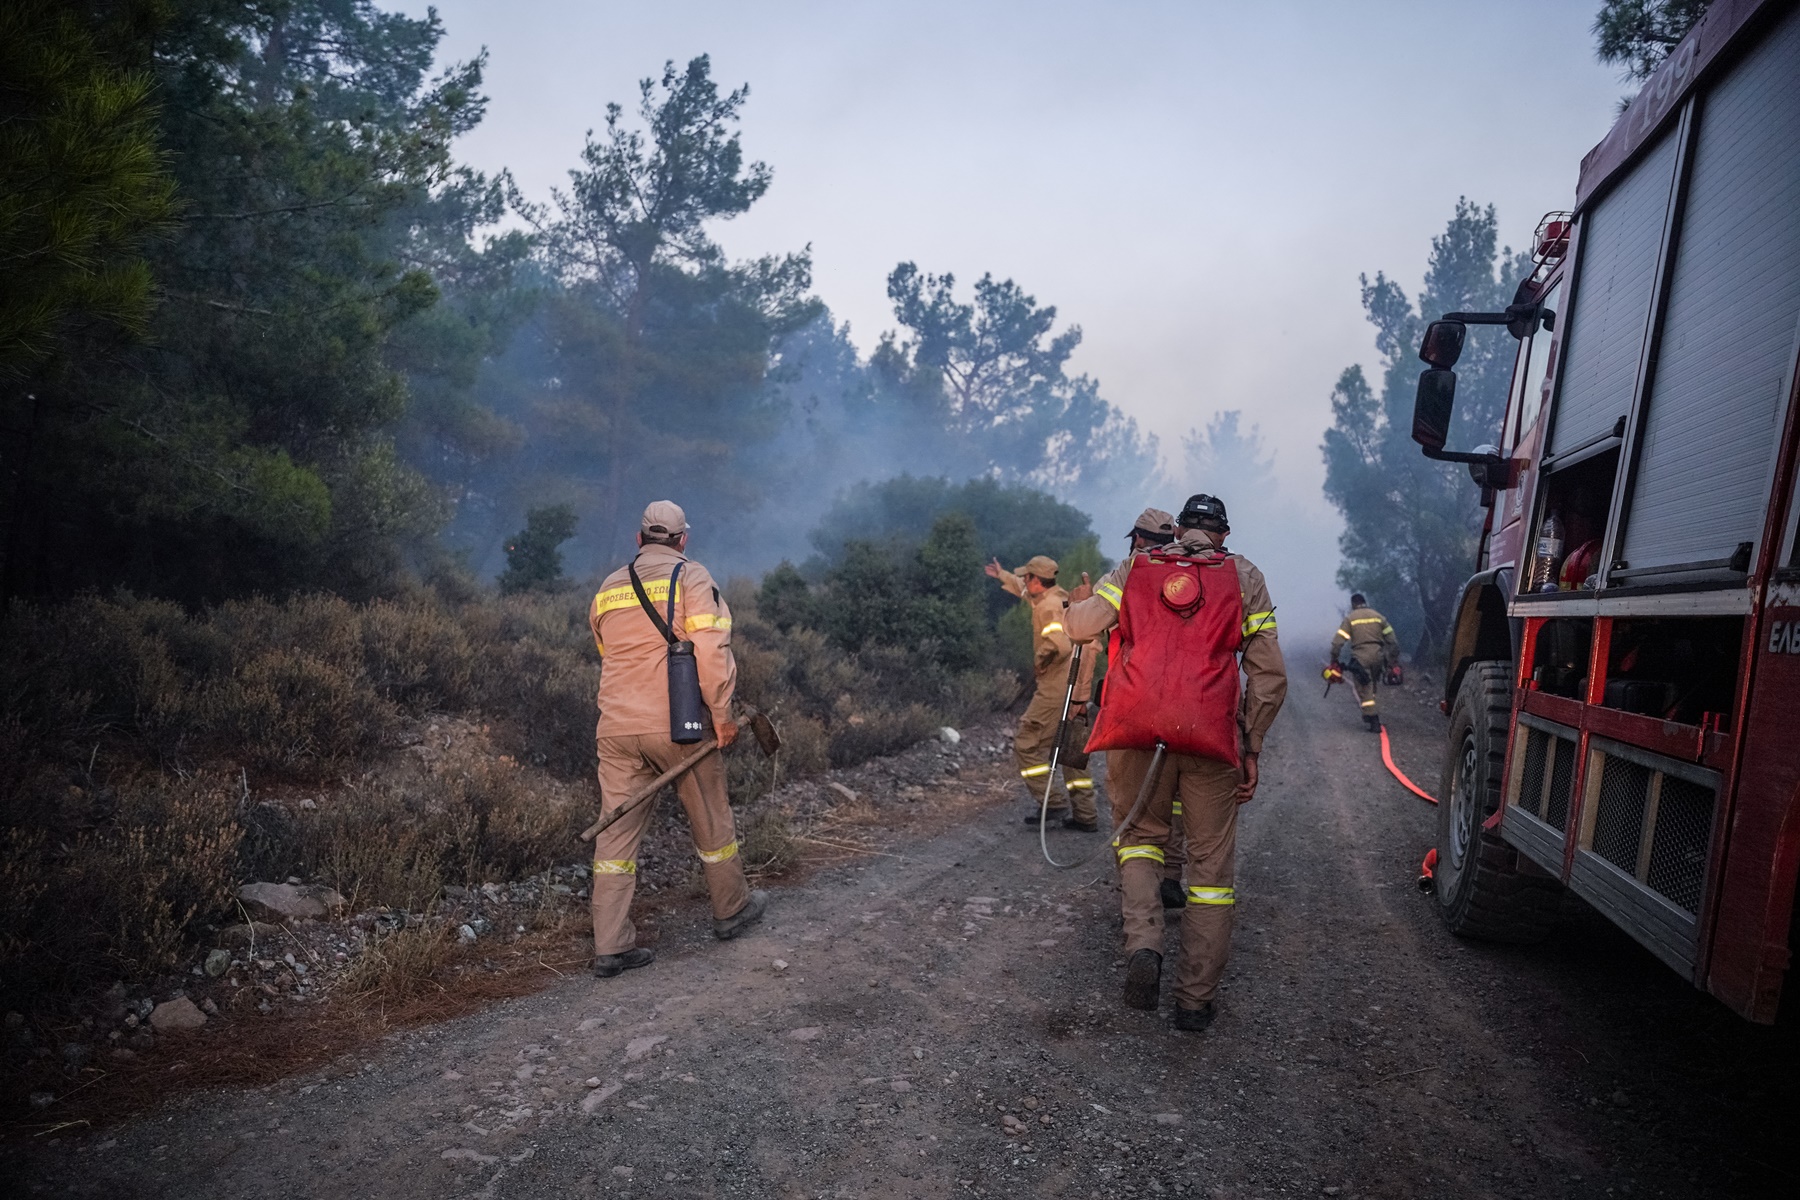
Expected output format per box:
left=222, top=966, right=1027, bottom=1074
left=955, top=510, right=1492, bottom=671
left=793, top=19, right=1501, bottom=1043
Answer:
left=1418, top=321, right=1466, bottom=369
left=1412, top=368, right=1457, bottom=452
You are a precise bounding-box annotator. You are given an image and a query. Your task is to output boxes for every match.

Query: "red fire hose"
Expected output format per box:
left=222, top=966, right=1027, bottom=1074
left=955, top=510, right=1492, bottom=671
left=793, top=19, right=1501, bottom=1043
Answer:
left=1375, top=724, right=1441, bottom=891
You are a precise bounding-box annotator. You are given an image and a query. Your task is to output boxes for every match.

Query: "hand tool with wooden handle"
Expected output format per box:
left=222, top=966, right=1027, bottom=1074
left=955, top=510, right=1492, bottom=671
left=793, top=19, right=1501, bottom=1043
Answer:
left=577, top=711, right=782, bottom=843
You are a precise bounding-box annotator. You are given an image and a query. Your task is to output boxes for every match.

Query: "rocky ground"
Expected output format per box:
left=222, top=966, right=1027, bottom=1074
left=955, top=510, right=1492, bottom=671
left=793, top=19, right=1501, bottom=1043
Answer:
left=8, top=672, right=1798, bottom=1198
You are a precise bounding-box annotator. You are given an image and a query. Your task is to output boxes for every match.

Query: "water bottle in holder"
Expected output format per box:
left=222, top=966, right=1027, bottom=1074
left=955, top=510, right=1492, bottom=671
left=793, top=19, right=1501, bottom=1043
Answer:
left=1531, top=510, right=1565, bottom=593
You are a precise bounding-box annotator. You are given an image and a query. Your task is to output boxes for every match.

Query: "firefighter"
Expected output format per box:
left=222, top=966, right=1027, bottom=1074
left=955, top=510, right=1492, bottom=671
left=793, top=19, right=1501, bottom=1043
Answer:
left=1111, top=509, right=1189, bottom=912
left=984, top=554, right=1099, bottom=830
left=1329, top=592, right=1399, bottom=733
left=1067, top=493, right=1287, bottom=1032
left=586, top=501, right=766, bottom=978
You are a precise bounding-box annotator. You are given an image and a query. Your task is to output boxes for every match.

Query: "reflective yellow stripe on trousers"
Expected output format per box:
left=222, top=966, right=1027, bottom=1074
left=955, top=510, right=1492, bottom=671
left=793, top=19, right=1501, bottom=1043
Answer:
left=1020, top=765, right=1051, bottom=779
left=593, top=860, right=637, bottom=875
left=1067, top=778, right=1094, bottom=790
left=1187, top=885, right=1235, bottom=906
left=697, top=841, right=738, bottom=864
left=1116, top=844, right=1166, bottom=865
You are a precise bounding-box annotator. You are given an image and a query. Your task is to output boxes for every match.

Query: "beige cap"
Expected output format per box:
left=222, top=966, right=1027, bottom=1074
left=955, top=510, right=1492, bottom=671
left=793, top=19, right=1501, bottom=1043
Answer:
left=1131, top=507, right=1175, bottom=536
left=1013, top=554, right=1059, bottom=581
left=640, top=500, right=688, bottom=537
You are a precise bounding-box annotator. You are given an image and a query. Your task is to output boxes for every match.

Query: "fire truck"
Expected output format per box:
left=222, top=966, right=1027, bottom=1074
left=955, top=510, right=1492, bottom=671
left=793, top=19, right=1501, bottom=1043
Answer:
left=1411, top=0, right=1800, bottom=1022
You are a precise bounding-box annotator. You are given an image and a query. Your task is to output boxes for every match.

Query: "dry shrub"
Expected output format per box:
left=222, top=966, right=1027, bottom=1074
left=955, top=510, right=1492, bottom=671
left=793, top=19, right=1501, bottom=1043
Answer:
left=287, top=761, right=581, bottom=912
left=337, top=921, right=453, bottom=1002
left=0, top=773, right=239, bottom=1008
left=359, top=598, right=476, bottom=711
left=739, top=808, right=798, bottom=874
left=208, top=649, right=398, bottom=774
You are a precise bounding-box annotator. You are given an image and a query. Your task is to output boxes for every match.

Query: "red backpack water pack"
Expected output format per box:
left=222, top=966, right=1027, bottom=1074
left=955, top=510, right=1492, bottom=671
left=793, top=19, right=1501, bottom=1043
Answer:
left=1085, top=549, right=1244, bottom=766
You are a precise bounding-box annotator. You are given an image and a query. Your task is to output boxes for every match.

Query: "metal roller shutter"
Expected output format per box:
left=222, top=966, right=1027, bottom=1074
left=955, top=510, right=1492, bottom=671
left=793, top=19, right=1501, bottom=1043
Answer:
left=1618, top=7, right=1800, bottom=579
left=1549, top=133, right=1680, bottom=456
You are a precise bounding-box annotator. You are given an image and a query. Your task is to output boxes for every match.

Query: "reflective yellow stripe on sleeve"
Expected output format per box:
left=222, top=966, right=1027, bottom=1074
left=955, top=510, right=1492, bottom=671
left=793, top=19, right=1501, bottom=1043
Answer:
left=1116, top=844, right=1167, bottom=866
left=684, top=614, right=733, bottom=633
left=1039, top=622, right=1065, bottom=636
left=593, top=860, right=637, bottom=875
left=1187, top=885, right=1235, bottom=906
left=697, top=841, right=738, bottom=864
left=1242, top=610, right=1276, bottom=636
left=1382, top=624, right=1394, bottom=635
left=1095, top=582, right=1123, bottom=609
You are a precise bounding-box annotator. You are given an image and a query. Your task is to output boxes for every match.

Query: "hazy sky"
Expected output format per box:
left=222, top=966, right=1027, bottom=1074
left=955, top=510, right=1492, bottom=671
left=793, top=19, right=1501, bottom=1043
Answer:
left=406, top=0, right=1628, bottom=631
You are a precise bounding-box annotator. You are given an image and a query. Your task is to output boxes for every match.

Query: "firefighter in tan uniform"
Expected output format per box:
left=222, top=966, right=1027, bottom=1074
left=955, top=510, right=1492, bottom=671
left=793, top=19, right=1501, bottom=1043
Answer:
left=1067, top=493, right=1286, bottom=1031
left=984, top=554, right=1100, bottom=830
left=586, top=501, right=766, bottom=978
left=1329, top=592, right=1399, bottom=733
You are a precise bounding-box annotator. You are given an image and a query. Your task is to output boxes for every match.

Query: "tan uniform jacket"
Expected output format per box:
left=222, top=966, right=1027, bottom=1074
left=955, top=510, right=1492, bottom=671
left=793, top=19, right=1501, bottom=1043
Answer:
left=1331, top=607, right=1398, bottom=667
left=1064, top=528, right=1287, bottom=755
left=590, top=543, right=736, bottom=738
left=997, top=569, right=1095, bottom=698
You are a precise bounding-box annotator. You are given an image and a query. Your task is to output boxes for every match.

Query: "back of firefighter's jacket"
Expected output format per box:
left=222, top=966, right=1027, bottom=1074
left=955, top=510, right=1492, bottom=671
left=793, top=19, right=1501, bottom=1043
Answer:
left=590, top=543, right=736, bottom=739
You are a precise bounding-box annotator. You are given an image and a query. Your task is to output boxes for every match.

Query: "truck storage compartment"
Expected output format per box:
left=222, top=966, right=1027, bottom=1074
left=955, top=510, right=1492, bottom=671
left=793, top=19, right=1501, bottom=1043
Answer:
left=1602, top=616, right=1744, bottom=727
left=1529, top=616, right=1592, bottom=698
left=1546, top=130, right=1678, bottom=460
left=1611, top=6, right=1800, bottom=586
left=1526, top=447, right=1618, bottom=593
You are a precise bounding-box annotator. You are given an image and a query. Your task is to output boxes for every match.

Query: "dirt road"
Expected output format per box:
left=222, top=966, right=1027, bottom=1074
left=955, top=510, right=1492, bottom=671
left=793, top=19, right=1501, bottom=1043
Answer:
left=15, top=678, right=1797, bottom=1198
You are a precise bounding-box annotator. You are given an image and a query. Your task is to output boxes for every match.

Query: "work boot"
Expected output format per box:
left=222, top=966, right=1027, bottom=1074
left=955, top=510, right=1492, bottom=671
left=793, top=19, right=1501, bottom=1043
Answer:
left=1172, top=1000, right=1217, bottom=1032
left=1363, top=714, right=1381, bottom=733
left=1061, top=816, right=1098, bottom=832
left=592, top=947, right=655, bottom=978
left=1159, top=878, right=1187, bottom=909
left=1122, top=948, right=1162, bottom=1011
left=713, top=889, right=768, bottom=941
left=1023, top=808, right=1071, bottom=826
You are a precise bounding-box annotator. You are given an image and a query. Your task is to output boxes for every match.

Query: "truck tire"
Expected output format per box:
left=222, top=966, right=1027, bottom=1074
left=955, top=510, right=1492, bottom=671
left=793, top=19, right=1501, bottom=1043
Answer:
left=1434, top=661, right=1564, bottom=942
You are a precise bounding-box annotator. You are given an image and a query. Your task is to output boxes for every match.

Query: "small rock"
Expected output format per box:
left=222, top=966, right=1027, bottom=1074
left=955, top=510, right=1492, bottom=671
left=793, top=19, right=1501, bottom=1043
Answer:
left=29, top=1092, right=55, bottom=1110
left=787, top=1026, right=823, bottom=1042
left=199, top=998, right=218, bottom=1017
left=1152, top=1112, right=1182, bottom=1126
left=217, top=922, right=282, bottom=948
left=237, top=881, right=347, bottom=922
left=1324, top=1189, right=1342, bottom=1197
left=585, top=1076, right=603, bottom=1088
left=204, top=949, right=231, bottom=977
left=890, top=1080, right=911, bottom=1092
left=148, top=996, right=207, bottom=1032
left=612, top=1164, right=634, bottom=1176
left=581, top=1082, right=623, bottom=1114
left=61, top=1043, right=91, bottom=1070
left=771, top=959, right=789, bottom=972
left=623, top=1034, right=668, bottom=1062
left=458, top=924, right=477, bottom=943
left=937, top=727, right=961, bottom=746
left=1039, top=1114, right=1052, bottom=1125
left=298, top=797, right=317, bottom=810
left=576, top=1017, right=607, bottom=1032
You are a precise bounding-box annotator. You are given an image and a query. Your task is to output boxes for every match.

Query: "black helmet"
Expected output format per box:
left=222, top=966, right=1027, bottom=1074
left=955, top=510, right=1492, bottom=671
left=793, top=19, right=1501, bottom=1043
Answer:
left=1178, top=493, right=1229, bottom=532
left=1350, top=592, right=1367, bottom=607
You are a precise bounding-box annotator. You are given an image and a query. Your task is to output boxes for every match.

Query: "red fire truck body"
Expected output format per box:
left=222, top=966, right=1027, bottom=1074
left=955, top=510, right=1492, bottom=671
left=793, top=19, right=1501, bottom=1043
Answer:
left=1418, top=0, right=1800, bottom=1022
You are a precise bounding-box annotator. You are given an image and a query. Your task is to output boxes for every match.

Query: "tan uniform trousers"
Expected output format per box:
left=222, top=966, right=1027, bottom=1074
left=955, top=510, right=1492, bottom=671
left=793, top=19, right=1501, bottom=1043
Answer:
left=1109, top=746, right=1239, bottom=1007
left=1014, top=688, right=1097, bottom=822
left=1348, top=646, right=1384, bottom=721
left=591, top=732, right=751, bottom=956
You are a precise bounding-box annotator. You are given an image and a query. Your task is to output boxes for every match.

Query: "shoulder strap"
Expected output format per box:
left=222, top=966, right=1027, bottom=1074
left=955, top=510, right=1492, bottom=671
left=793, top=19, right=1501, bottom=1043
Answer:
left=627, top=560, right=684, bottom=646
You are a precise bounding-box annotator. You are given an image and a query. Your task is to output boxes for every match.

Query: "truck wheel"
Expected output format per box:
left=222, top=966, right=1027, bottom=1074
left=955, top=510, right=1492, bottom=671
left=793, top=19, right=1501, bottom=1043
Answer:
left=1435, top=661, right=1564, bottom=942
